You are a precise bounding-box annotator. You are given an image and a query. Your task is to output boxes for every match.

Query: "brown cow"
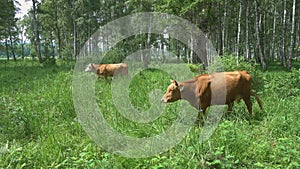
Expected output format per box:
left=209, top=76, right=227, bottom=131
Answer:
left=85, top=63, right=128, bottom=81
left=161, top=71, right=263, bottom=120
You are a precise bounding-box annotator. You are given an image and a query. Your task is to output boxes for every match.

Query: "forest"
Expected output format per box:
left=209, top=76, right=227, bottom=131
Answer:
left=1, top=0, right=300, bottom=168
left=1, top=0, right=299, bottom=68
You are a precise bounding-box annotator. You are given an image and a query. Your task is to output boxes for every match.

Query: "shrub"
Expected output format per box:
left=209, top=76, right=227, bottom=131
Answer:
left=264, top=68, right=300, bottom=98
left=102, top=48, right=126, bottom=64
left=187, top=63, right=205, bottom=74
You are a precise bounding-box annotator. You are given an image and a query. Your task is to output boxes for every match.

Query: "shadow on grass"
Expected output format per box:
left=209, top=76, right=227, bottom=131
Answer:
left=264, top=61, right=300, bottom=72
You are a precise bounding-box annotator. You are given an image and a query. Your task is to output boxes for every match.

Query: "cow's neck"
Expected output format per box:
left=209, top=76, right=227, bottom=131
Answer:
left=92, top=68, right=98, bottom=74
left=92, top=64, right=100, bottom=74
left=179, top=79, right=199, bottom=109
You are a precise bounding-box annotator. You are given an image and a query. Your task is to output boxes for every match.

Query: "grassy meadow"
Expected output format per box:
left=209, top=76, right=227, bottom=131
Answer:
left=1, top=58, right=300, bottom=168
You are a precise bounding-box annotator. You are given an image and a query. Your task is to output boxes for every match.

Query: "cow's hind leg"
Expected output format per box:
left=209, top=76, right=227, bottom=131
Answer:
left=243, top=96, right=253, bottom=124
left=196, top=108, right=206, bottom=127
left=226, top=102, right=234, bottom=115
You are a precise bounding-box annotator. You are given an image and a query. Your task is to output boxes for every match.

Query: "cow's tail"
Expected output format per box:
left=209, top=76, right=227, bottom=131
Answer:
left=251, top=90, right=263, bottom=110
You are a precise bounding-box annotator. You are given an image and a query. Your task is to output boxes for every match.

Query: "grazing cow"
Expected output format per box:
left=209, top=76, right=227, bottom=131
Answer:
left=85, top=63, right=128, bottom=81
left=161, top=71, right=263, bottom=120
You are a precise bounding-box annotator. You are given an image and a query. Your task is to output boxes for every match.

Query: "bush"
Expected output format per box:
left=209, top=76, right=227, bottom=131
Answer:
left=264, top=68, right=300, bottom=98
left=61, top=47, right=74, bottom=61
left=187, top=63, right=205, bottom=74
left=42, top=57, right=56, bottom=66
left=101, top=48, right=126, bottom=63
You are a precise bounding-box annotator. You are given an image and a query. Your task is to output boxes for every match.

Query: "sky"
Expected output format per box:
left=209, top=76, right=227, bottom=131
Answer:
left=15, top=0, right=32, bottom=19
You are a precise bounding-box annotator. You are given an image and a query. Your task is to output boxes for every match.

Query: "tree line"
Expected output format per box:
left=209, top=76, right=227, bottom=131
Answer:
left=0, top=0, right=299, bottom=69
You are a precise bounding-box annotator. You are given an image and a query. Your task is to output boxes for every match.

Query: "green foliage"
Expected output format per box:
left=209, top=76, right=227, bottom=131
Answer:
left=2, top=0, right=300, bottom=69
left=0, top=96, right=29, bottom=140
left=264, top=67, right=300, bottom=98
left=1, top=60, right=300, bottom=168
left=60, top=46, right=74, bottom=61
left=187, top=63, right=205, bottom=74
left=102, top=48, right=126, bottom=64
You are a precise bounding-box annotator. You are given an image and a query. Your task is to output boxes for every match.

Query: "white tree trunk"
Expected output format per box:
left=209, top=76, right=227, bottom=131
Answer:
left=255, top=0, right=267, bottom=69
left=281, top=0, right=287, bottom=67
left=245, top=0, right=250, bottom=60
left=236, top=0, right=242, bottom=64
left=271, top=5, right=277, bottom=61
left=288, top=0, right=296, bottom=69
left=223, top=0, right=227, bottom=52
left=32, top=0, right=42, bottom=63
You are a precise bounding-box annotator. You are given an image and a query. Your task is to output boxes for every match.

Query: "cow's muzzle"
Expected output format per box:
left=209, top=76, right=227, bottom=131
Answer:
left=161, top=97, right=167, bottom=103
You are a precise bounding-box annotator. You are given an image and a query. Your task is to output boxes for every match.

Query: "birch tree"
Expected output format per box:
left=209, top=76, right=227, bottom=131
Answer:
left=217, top=1, right=223, bottom=56
left=270, top=3, right=277, bottom=61
left=254, top=0, right=267, bottom=69
left=32, top=0, right=42, bottom=63
left=236, top=0, right=242, bottom=62
left=288, top=0, right=296, bottom=69
left=281, top=0, right=287, bottom=67
left=245, top=0, right=250, bottom=61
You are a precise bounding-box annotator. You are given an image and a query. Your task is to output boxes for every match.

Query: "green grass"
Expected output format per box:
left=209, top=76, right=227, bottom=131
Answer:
left=1, top=59, right=300, bottom=168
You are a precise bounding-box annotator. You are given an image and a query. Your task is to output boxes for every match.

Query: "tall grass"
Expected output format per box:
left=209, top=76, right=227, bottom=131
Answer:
left=0, top=59, right=300, bottom=168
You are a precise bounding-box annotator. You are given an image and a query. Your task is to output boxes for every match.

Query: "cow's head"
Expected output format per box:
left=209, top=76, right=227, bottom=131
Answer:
left=161, top=80, right=183, bottom=103
left=85, top=63, right=95, bottom=72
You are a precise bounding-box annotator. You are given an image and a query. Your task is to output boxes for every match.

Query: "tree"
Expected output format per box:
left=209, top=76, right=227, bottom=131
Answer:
left=17, top=20, right=26, bottom=59
left=288, top=0, right=296, bottom=70
left=43, top=0, right=62, bottom=59
left=32, top=0, right=42, bottom=63
left=0, top=0, right=19, bottom=61
left=236, top=0, right=242, bottom=63
left=124, top=0, right=153, bottom=67
left=244, top=0, right=250, bottom=61
left=270, top=2, right=277, bottom=61
left=281, top=0, right=287, bottom=67
left=0, top=0, right=298, bottom=70
left=217, top=1, right=223, bottom=56
left=254, top=0, right=267, bottom=69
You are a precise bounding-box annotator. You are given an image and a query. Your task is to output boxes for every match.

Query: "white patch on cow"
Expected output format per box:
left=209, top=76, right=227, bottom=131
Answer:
left=84, top=63, right=93, bottom=72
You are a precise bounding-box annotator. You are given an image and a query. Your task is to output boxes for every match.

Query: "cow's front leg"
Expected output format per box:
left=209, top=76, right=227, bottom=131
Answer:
left=104, top=75, right=109, bottom=82
left=196, top=108, right=206, bottom=126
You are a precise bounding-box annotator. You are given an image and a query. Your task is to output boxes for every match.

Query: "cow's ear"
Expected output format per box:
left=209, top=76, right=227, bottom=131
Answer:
left=171, top=80, right=179, bottom=86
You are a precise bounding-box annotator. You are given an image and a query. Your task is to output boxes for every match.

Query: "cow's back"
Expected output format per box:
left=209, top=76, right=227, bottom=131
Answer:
left=197, top=71, right=252, bottom=106
left=105, top=63, right=128, bottom=76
